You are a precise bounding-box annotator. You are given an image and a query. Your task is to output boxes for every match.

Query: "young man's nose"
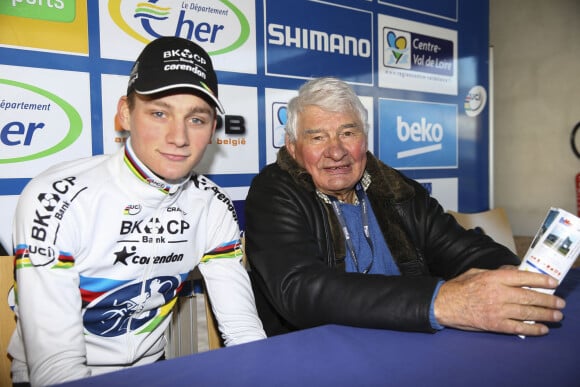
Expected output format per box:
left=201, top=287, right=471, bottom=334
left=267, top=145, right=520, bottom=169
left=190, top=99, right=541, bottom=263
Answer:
left=167, top=122, right=188, bottom=146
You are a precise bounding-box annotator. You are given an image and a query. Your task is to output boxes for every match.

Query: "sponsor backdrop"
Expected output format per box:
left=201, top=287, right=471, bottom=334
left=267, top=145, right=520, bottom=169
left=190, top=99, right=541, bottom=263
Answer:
left=0, top=0, right=490, bottom=252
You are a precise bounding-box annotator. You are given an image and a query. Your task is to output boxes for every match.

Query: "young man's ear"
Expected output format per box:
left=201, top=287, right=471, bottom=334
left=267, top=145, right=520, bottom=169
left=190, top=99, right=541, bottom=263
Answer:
left=116, top=96, right=131, bottom=132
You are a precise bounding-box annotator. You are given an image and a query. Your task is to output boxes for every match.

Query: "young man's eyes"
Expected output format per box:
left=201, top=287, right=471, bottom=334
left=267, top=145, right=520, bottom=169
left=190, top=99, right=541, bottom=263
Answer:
left=188, top=117, right=206, bottom=125
left=149, top=111, right=209, bottom=125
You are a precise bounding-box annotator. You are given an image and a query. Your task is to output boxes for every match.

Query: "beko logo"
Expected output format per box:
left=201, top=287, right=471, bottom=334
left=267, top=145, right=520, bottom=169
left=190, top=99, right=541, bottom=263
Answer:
left=396, top=116, right=443, bottom=159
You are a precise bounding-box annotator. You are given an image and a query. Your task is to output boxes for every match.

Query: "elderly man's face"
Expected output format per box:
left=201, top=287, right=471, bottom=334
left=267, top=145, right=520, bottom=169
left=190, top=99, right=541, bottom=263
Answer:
left=286, top=105, right=367, bottom=203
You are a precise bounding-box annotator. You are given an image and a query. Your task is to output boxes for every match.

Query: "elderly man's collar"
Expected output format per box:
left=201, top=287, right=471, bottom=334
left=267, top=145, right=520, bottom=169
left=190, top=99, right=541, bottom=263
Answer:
left=315, top=171, right=371, bottom=205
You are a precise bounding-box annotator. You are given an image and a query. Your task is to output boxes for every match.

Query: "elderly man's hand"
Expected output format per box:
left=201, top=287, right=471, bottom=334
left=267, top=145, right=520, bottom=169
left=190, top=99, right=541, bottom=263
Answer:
left=434, top=268, right=566, bottom=336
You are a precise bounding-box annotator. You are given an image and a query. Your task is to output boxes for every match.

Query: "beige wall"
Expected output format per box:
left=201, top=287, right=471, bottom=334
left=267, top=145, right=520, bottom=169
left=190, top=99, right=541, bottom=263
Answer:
left=490, top=0, right=580, bottom=236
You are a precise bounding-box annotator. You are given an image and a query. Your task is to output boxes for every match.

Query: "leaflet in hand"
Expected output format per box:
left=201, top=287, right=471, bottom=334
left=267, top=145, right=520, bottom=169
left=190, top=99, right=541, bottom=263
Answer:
left=518, top=207, right=580, bottom=294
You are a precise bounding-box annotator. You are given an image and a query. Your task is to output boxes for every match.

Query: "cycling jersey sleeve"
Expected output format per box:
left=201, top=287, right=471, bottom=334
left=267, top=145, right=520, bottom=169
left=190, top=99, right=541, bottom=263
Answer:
left=11, top=175, right=91, bottom=385
left=197, top=189, right=266, bottom=346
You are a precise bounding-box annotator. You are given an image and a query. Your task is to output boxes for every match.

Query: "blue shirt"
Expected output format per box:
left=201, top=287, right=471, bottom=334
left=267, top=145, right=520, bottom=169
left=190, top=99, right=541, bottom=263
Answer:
left=339, top=201, right=444, bottom=330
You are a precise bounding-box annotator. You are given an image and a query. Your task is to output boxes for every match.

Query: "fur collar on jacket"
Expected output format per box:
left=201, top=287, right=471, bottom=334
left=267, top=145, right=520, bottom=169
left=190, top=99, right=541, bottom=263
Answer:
left=276, top=146, right=423, bottom=272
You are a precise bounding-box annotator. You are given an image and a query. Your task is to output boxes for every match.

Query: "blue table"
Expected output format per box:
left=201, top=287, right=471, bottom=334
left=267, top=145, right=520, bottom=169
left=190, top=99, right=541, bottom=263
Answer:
left=59, top=269, right=580, bottom=387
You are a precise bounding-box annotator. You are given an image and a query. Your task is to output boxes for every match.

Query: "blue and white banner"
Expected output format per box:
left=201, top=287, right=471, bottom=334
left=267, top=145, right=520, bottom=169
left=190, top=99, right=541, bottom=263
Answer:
left=378, top=14, right=458, bottom=95
left=378, top=99, right=457, bottom=169
left=0, top=0, right=491, bottom=251
left=264, top=0, right=374, bottom=85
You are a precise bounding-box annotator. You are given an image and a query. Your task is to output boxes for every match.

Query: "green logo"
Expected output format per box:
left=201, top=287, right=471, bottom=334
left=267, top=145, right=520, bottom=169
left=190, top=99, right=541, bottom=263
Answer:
left=0, top=0, right=75, bottom=22
left=210, top=0, right=250, bottom=55
left=0, top=79, right=82, bottom=164
left=110, top=0, right=249, bottom=54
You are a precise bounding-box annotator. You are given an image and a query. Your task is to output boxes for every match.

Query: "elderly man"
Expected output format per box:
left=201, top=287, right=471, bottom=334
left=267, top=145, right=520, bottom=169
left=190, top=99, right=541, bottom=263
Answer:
left=244, top=77, right=564, bottom=337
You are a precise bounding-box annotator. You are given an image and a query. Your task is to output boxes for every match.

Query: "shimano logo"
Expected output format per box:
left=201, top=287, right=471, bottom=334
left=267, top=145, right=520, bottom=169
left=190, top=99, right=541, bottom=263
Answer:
left=396, top=116, right=443, bottom=159
left=267, top=23, right=371, bottom=58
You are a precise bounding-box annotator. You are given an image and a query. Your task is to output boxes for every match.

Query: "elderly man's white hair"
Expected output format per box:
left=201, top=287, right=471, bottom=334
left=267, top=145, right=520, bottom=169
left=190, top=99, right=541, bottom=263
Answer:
left=285, top=77, right=369, bottom=142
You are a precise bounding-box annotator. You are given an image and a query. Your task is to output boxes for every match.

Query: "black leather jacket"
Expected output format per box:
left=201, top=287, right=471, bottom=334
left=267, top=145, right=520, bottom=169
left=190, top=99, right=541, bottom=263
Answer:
left=245, top=147, right=519, bottom=336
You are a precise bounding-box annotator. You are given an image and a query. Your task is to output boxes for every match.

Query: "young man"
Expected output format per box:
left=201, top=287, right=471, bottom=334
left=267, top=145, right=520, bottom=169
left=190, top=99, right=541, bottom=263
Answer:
left=244, top=77, right=565, bottom=337
left=9, top=37, right=265, bottom=386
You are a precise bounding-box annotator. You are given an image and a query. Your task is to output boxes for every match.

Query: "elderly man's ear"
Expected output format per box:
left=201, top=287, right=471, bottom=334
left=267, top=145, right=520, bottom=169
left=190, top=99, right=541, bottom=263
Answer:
left=285, top=134, right=296, bottom=159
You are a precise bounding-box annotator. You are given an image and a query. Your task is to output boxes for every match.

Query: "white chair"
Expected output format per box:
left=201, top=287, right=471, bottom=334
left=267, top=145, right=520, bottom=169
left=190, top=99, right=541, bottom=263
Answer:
left=167, top=262, right=228, bottom=355
left=165, top=271, right=201, bottom=358
left=447, top=208, right=517, bottom=254
left=202, top=284, right=223, bottom=350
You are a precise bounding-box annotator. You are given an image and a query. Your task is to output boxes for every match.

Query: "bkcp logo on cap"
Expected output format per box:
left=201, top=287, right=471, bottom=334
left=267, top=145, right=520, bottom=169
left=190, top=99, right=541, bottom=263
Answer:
left=127, top=36, right=224, bottom=113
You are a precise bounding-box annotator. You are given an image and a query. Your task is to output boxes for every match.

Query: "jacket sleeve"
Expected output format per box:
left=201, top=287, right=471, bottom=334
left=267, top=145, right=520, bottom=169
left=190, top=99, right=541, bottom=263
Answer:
left=197, top=186, right=266, bottom=346
left=397, top=177, right=520, bottom=279
left=245, top=165, right=441, bottom=334
left=11, top=177, right=90, bottom=385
